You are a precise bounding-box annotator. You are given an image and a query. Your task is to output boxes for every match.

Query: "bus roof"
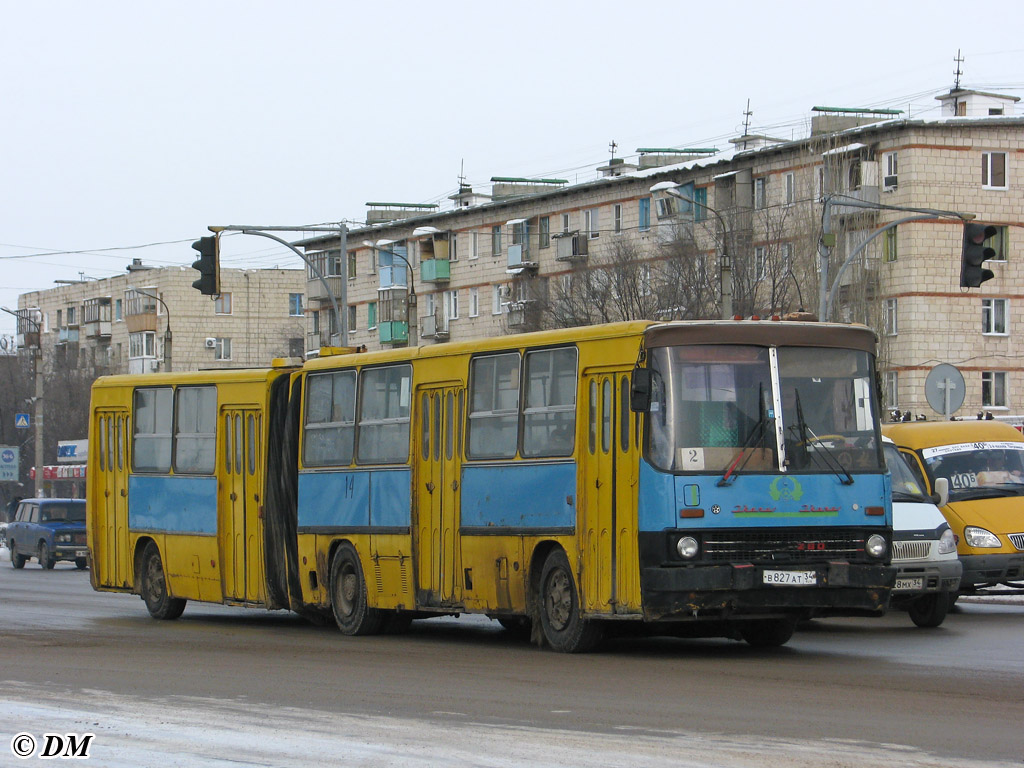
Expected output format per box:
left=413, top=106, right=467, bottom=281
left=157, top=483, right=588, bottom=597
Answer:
left=91, top=365, right=297, bottom=390
left=883, top=419, right=1024, bottom=450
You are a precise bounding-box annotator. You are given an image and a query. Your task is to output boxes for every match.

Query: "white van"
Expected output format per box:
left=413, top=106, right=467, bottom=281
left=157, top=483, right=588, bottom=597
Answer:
left=883, top=437, right=962, bottom=627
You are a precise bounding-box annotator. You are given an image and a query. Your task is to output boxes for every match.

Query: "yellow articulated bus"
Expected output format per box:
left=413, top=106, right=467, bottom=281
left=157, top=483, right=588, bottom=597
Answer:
left=88, top=320, right=894, bottom=652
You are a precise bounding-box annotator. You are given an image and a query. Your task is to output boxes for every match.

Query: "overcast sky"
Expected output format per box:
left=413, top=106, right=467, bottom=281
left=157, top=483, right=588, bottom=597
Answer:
left=1, top=0, right=1021, bottom=336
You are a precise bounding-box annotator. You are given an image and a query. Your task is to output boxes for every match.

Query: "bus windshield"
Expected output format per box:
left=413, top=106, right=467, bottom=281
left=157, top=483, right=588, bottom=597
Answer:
left=921, top=441, right=1024, bottom=501
left=647, top=344, right=881, bottom=473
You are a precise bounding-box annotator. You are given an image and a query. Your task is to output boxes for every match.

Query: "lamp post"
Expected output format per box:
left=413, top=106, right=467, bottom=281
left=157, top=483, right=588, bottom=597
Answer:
left=132, top=289, right=172, bottom=372
left=2, top=307, right=44, bottom=498
left=363, top=240, right=417, bottom=346
left=651, top=182, right=732, bottom=320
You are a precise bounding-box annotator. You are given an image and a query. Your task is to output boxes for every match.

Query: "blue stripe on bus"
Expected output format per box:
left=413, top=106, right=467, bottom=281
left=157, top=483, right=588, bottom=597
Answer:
left=128, top=475, right=218, bottom=534
left=461, top=462, right=576, bottom=530
left=297, top=468, right=411, bottom=530
left=638, top=461, right=891, bottom=531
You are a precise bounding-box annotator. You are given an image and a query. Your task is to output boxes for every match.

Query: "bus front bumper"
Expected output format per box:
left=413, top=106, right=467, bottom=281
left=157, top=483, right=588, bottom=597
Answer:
left=640, top=562, right=896, bottom=619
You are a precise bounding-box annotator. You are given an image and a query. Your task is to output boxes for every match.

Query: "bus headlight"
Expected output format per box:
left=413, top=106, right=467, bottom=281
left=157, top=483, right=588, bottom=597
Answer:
left=866, top=534, right=887, bottom=558
left=938, top=528, right=957, bottom=555
left=964, top=526, right=1001, bottom=548
left=676, top=536, right=699, bottom=559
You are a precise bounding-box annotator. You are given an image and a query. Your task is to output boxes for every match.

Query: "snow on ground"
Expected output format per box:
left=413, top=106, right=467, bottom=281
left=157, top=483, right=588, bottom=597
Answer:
left=0, top=684, right=1009, bottom=768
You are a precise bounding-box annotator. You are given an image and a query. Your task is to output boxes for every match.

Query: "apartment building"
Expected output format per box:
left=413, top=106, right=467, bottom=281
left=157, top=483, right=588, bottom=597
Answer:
left=16, top=260, right=306, bottom=376
left=299, top=87, right=1022, bottom=419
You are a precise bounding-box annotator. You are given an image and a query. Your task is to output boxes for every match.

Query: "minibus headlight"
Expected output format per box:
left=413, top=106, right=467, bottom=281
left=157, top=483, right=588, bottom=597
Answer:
left=866, top=534, right=887, bottom=558
left=964, top=526, right=1001, bottom=548
left=676, top=536, right=699, bottom=559
left=938, top=528, right=957, bottom=555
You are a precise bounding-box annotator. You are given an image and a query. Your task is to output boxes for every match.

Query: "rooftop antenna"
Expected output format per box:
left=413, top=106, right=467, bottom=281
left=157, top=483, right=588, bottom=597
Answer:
left=742, top=99, right=753, bottom=136
left=609, top=140, right=617, bottom=161
left=953, top=49, right=964, bottom=90
left=458, top=158, right=468, bottom=192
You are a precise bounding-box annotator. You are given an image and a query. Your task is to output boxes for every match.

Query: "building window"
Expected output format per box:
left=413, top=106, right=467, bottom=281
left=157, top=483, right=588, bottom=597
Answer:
left=561, top=213, right=571, bottom=234
left=128, top=331, right=155, bottom=359
left=289, top=293, right=303, bottom=316
left=215, top=338, right=232, bottom=361
left=585, top=208, right=600, bottom=239
left=613, top=204, right=622, bottom=234
left=983, top=225, right=1009, bottom=261
left=784, top=173, right=795, bottom=205
left=848, top=158, right=862, bottom=191
left=348, top=251, right=357, bottom=280
left=982, top=298, right=1008, bottom=335
left=469, top=287, right=479, bottom=318
left=781, top=242, right=792, bottom=270
left=491, top=225, right=502, bottom=258
left=348, top=304, right=357, bottom=332
left=655, top=197, right=674, bottom=219
left=449, top=233, right=458, bottom=262
left=367, top=301, right=377, bottom=330
left=982, top=371, right=1007, bottom=408
left=693, top=187, right=707, bottom=222
left=982, top=152, right=1007, bottom=190
left=492, top=285, right=504, bottom=315
left=884, top=298, right=898, bottom=336
left=638, top=198, right=651, bottom=232
left=539, top=216, right=550, bottom=248
left=883, top=228, right=898, bottom=262
left=884, top=371, right=898, bottom=409
left=754, top=177, right=767, bottom=209
left=883, top=152, right=898, bottom=190
left=115, top=298, right=123, bottom=321
left=126, top=288, right=157, bottom=316
left=215, top=293, right=232, bottom=315
left=754, top=246, right=767, bottom=280
left=470, top=231, right=479, bottom=260
left=445, top=289, right=459, bottom=320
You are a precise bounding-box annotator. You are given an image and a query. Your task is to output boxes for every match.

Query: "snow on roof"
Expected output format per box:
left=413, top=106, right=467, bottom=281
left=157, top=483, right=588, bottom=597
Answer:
left=822, top=142, right=866, bottom=157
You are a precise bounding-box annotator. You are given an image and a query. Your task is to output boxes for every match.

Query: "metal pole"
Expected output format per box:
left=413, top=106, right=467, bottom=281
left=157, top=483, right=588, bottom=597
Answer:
left=2, top=307, right=43, bottom=497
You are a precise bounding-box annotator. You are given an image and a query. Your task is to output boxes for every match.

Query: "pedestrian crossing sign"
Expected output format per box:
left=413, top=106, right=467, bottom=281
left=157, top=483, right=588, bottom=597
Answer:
left=15, top=413, right=29, bottom=429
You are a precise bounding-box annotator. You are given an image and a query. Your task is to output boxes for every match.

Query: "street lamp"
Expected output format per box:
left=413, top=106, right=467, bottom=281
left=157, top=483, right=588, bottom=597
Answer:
left=363, top=240, right=417, bottom=346
left=650, top=181, right=733, bottom=320
left=1, top=307, right=44, bottom=498
left=132, top=289, right=172, bottom=372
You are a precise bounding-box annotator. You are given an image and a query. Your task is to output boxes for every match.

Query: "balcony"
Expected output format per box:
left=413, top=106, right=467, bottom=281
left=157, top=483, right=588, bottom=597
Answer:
left=379, top=265, right=408, bottom=290
left=58, top=327, right=80, bottom=344
left=420, top=258, right=450, bottom=283
left=378, top=321, right=409, bottom=345
left=307, top=274, right=346, bottom=303
left=554, top=231, right=588, bottom=262
left=420, top=310, right=449, bottom=341
left=507, top=300, right=539, bottom=329
left=507, top=244, right=538, bottom=273
left=85, top=320, right=112, bottom=339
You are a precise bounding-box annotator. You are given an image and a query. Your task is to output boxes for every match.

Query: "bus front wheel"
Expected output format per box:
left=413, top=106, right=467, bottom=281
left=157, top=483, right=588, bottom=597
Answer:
left=140, top=543, right=186, bottom=620
left=329, top=543, right=382, bottom=636
left=538, top=549, right=602, bottom=653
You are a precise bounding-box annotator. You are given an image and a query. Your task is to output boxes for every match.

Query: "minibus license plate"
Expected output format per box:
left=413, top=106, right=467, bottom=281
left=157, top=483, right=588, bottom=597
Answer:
left=763, top=570, right=816, bottom=586
left=894, top=577, right=923, bottom=591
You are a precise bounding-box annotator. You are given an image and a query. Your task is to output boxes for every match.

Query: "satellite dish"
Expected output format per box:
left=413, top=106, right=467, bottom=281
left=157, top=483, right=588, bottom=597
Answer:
left=925, top=363, right=965, bottom=417
left=0, top=336, right=8, bottom=351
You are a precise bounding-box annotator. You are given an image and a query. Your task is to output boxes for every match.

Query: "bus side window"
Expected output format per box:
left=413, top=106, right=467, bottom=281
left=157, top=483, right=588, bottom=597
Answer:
left=522, top=347, right=576, bottom=458
left=467, top=353, right=520, bottom=460
left=620, top=376, right=630, bottom=453
left=357, top=364, right=412, bottom=465
left=133, top=387, right=172, bottom=472
left=304, top=370, right=356, bottom=467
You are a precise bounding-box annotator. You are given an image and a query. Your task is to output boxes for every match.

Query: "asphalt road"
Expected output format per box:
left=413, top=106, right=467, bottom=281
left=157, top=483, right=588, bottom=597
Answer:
left=1, top=554, right=1022, bottom=767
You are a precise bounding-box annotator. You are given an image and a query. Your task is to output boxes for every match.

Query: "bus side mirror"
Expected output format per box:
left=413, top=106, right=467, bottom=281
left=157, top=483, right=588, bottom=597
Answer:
left=631, top=368, right=652, bottom=412
left=932, top=477, right=949, bottom=507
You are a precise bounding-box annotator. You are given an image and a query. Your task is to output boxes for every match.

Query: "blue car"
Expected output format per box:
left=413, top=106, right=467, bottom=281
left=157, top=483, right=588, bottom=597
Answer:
left=7, top=498, right=88, bottom=570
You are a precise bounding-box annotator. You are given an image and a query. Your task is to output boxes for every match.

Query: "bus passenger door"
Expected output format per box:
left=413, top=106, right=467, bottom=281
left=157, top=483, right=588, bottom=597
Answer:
left=94, top=408, right=130, bottom=588
left=221, top=408, right=264, bottom=603
left=415, top=386, right=463, bottom=607
left=581, top=371, right=635, bottom=614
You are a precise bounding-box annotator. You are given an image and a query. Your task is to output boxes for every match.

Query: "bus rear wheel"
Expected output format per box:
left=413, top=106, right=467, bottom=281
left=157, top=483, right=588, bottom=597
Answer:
left=140, top=543, right=186, bottom=620
left=538, top=549, right=602, bottom=653
left=329, top=543, right=382, bottom=636
left=738, top=617, right=796, bottom=647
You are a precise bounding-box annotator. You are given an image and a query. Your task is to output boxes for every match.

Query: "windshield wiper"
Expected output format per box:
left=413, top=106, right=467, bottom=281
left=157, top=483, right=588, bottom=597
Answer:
left=718, top=384, right=768, bottom=487
left=789, top=389, right=854, bottom=485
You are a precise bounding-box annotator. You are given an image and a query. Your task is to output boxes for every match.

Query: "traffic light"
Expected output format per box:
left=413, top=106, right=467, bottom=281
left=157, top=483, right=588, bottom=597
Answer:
left=191, top=235, right=220, bottom=295
left=960, top=222, right=997, bottom=288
